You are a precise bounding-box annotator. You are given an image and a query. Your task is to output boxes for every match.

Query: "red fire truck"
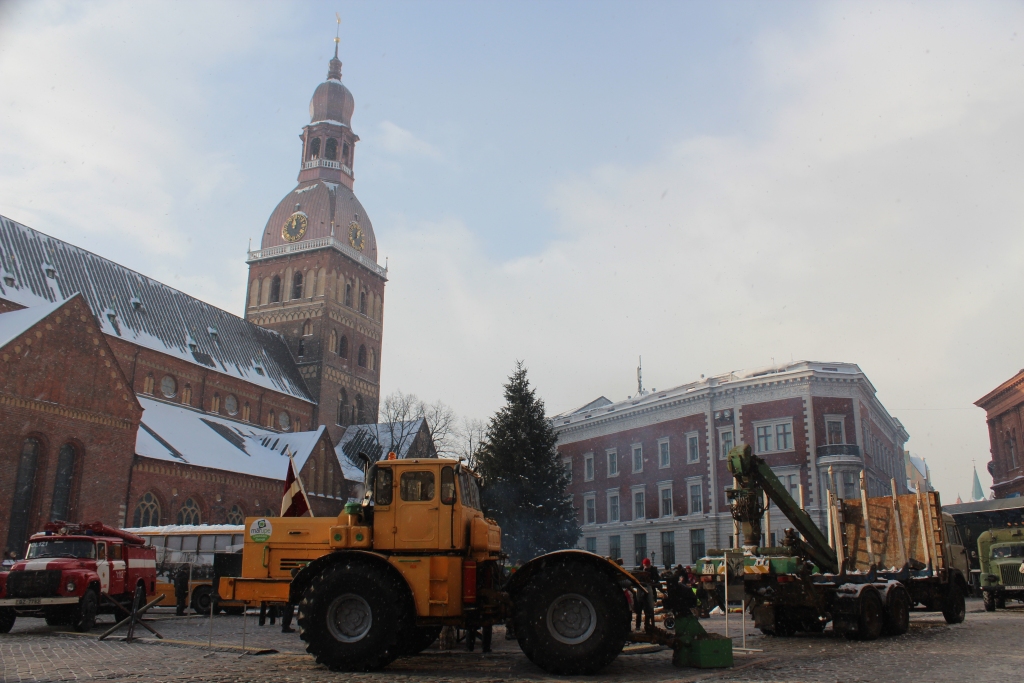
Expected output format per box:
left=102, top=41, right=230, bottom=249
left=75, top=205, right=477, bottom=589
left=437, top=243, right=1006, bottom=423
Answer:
left=0, top=522, right=157, bottom=633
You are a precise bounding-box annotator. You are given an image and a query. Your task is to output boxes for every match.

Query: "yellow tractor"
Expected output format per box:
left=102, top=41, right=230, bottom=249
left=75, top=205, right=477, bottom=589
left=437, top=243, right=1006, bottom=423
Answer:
left=219, top=457, right=727, bottom=673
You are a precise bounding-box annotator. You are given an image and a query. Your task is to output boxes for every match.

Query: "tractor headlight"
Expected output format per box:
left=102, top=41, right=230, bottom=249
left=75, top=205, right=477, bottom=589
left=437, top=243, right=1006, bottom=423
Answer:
left=66, top=581, right=76, bottom=592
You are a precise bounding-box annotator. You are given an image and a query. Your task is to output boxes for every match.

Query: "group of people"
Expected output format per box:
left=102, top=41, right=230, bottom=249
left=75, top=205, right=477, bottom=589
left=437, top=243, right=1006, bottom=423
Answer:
left=171, top=566, right=294, bottom=633
left=624, top=558, right=706, bottom=631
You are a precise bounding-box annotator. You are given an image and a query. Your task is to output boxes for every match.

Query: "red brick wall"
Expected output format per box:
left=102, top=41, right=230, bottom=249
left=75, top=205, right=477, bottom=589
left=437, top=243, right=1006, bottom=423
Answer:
left=740, top=398, right=807, bottom=469
left=811, top=397, right=855, bottom=447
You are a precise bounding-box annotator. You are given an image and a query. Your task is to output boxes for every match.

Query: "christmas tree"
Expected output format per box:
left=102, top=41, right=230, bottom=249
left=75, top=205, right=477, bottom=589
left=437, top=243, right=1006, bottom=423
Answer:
left=477, top=362, right=580, bottom=563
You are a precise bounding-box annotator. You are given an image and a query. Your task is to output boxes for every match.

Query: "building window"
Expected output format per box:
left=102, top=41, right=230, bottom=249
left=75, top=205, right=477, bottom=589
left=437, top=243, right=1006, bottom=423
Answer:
left=690, top=529, right=706, bottom=563
left=337, top=388, right=349, bottom=426
left=687, top=432, right=700, bottom=463
left=344, top=283, right=352, bottom=306
left=359, top=291, right=367, bottom=315
left=143, top=374, right=155, bottom=394
left=211, top=394, right=221, bottom=413
left=1005, top=431, right=1019, bottom=470
left=634, top=533, right=648, bottom=565
left=49, top=443, right=78, bottom=522
left=607, top=449, right=618, bottom=477
left=292, top=272, right=304, bottom=299
left=358, top=345, right=367, bottom=367
left=308, top=137, right=321, bottom=159
left=181, top=384, right=192, bottom=405
left=267, top=410, right=275, bottom=429
left=338, top=335, right=349, bottom=358
left=355, top=394, right=365, bottom=424
left=781, top=472, right=799, bottom=501
left=719, top=428, right=734, bottom=460
left=659, top=485, right=673, bottom=517
left=584, top=496, right=596, bottom=525
left=160, top=375, right=177, bottom=398
left=633, top=489, right=645, bottom=520
left=607, top=492, right=620, bottom=523
left=6, top=437, right=41, bottom=556
left=584, top=453, right=594, bottom=481
left=754, top=419, right=795, bottom=454
left=841, top=471, right=859, bottom=499
left=661, top=531, right=676, bottom=567
left=132, top=493, right=161, bottom=527
left=325, top=137, right=338, bottom=160
left=632, top=445, right=643, bottom=473
left=269, top=276, right=281, bottom=303
left=585, top=537, right=597, bottom=553
left=297, top=339, right=305, bottom=357
left=302, top=319, right=313, bottom=336
left=176, top=498, right=202, bottom=526
left=609, top=535, right=621, bottom=561
left=242, top=402, right=251, bottom=422
left=825, top=417, right=845, bottom=445
left=562, top=458, right=572, bottom=483
left=226, top=505, right=244, bottom=525
left=279, top=411, right=291, bottom=432
left=342, top=142, right=350, bottom=162
left=658, top=439, right=670, bottom=468
left=689, top=481, right=703, bottom=514
left=224, top=394, right=238, bottom=416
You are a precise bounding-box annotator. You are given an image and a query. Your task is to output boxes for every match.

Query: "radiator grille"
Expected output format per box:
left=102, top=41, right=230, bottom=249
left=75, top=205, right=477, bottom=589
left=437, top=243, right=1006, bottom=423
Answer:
left=278, top=559, right=310, bottom=573
left=6, top=570, right=62, bottom=598
left=998, top=563, right=1024, bottom=587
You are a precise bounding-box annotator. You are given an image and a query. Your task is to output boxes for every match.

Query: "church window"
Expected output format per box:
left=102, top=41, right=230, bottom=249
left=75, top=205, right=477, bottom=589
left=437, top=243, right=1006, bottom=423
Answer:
left=160, top=375, right=177, bottom=398
left=338, top=335, right=348, bottom=358
left=225, top=394, right=238, bottom=416
left=325, top=138, right=338, bottom=160
left=211, top=394, right=221, bottom=413
left=270, top=276, right=281, bottom=303
left=337, top=389, right=349, bottom=425
left=368, top=348, right=376, bottom=371
left=342, top=142, right=350, bottom=162
left=143, top=373, right=155, bottom=394
left=49, top=443, right=78, bottom=522
left=6, top=438, right=41, bottom=556
left=242, top=402, right=251, bottom=422
left=356, top=394, right=366, bottom=424
left=292, top=272, right=304, bottom=299
left=358, top=345, right=367, bottom=368
left=359, top=291, right=367, bottom=315
left=133, top=493, right=161, bottom=527
left=182, top=384, right=192, bottom=405
left=329, top=329, right=337, bottom=355
left=302, top=319, right=313, bottom=336
left=267, top=410, right=275, bottom=429
left=279, top=411, right=291, bottom=431
left=176, top=498, right=201, bottom=526
left=249, top=279, right=259, bottom=308
left=295, top=418, right=301, bottom=432
left=327, top=462, right=334, bottom=497
left=226, top=504, right=244, bottom=525
left=344, top=283, right=352, bottom=306
left=297, top=339, right=305, bottom=357
left=308, top=137, right=321, bottom=159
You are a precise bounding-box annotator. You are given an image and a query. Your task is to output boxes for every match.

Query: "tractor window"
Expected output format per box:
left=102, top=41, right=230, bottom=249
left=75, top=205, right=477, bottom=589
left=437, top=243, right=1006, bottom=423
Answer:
left=374, top=468, right=393, bottom=505
left=992, top=545, right=1024, bottom=558
left=400, top=471, right=436, bottom=502
left=459, top=471, right=481, bottom=510
left=26, top=539, right=96, bottom=559
left=441, top=467, right=456, bottom=505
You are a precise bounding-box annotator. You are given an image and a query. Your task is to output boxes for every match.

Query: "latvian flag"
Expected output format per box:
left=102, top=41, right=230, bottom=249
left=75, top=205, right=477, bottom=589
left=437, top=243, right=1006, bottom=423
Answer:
left=281, top=452, right=312, bottom=517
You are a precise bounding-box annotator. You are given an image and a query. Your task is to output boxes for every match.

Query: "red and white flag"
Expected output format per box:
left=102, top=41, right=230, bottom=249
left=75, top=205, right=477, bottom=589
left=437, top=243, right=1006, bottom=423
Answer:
left=281, top=451, right=312, bottom=517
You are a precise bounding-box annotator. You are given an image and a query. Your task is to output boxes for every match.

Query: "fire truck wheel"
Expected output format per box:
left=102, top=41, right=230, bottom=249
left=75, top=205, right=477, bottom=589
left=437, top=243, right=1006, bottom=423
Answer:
left=0, top=608, right=15, bottom=633
left=191, top=586, right=213, bottom=614
left=942, top=584, right=966, bottom=625
left=882, top=586, right=910, bottom=636
left=72, top=591, right=98, bottom=632
left=298, top=561, right=409, bottom=671
left=851, top=588, right=884, bottom=641
left=44, top=607, right=74, bottom=626
left=513, top=563, right=630, bottom=675
left=983, top=591, right=996, bottom=611
left=400, top=625, right=443, bottom=656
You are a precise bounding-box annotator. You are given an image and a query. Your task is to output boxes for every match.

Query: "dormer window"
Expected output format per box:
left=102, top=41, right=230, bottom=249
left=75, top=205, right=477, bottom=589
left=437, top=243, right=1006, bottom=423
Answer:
left=130, top=296, right=142, bottom=311
left=208, top=326, right=218, bottom=342
left=3, top=274, right=14, bottom=287
left=186, top=335, right=198, bottom=352
left=105, top=309, right=120, bottom=336
left=254, top=363, right=265, bottom=376
left=43, top=263, right=56, bottom=279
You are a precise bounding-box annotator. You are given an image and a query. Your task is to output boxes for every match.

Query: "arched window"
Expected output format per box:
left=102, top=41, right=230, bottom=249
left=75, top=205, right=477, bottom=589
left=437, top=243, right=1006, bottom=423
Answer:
left=302, top=319, right=313, bottom=336
left=297, top=339, right=305, bottom=357
left=6, top=437, right=41, bottom=555
left=295, top=418, right=301, bottom=432
left=143, top=374, right=154, bottom=394
left=329, top=329, right=337, bottom=354
left=226, top=505, right=244, bottom=525
left=342, top=142, right=350, bottom=162
left=325, top=138, right=338, bottom=160
left=359, top=291, right=367, bottom=314
left=279, top=411, right=291, bottom=431
left=338, top=335, right=348, bottom=358
left=368, top=348, right=376, bottom=372
left=327, top=462, right=334, bottom=497
left=309, top=461, right=317, bottom=494
left=182, top=384, right=192, bottom=405
left=292, top=272, right=304, bottom=299
left=270, top=276, right=281, bottom=303
left=211, top=394, right=221, bottom=413
left=344, top=283, right=352, bottom=306
left=355, top=394, right=366, bottom=424
left=242, top=402, right=251, bottom=422
left=358, top=344, right=367, bottom=367
left=225, top=394, right=238, bottom=416
left=267, top=410, right=275, bottom=429
left=308, top=137, right=321, bottom=159
left=337, top=388, right=348, bottom=425
left=160, top=375, right=177, bottom=398
left=49, top=443, right=78, bottom=521
left=176, top=498, right=201, bottom=526
left=133, top=492, right=161, bottom=527
left=248, top=279, right=259, bottom=308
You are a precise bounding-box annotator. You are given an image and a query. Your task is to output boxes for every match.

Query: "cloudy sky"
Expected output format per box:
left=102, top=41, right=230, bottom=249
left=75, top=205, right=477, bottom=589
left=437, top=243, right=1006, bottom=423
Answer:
left=2, top=0, right=1021, bottom=499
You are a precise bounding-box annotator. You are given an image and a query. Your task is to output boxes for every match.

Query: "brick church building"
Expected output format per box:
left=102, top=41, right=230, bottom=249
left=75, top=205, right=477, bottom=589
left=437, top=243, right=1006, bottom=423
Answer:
left=0, top=44, right=386, bottom=556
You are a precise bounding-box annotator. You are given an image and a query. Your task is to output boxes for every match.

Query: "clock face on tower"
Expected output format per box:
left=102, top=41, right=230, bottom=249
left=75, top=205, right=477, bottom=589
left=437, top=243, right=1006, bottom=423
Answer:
left=349, top=221, right=365, bottom=250
left=282, top=212, right=308, bottom=242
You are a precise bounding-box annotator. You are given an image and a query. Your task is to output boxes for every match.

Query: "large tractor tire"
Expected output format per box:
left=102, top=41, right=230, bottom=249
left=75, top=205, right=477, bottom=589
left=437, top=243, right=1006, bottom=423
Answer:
left=297, top=561, right=410, bottom=671
left=882, top=586, right=910, bottom=636
left=72, top=591, right=98, bottom=633
left=400, top=625, right=443, bottom=656
left=942, top=584, right=966, bottom=625
left=0, top=608, right=15, bottom=634
left=983, top=591, right=996, bottom=612
left=513, top=562, right=631, bottom=675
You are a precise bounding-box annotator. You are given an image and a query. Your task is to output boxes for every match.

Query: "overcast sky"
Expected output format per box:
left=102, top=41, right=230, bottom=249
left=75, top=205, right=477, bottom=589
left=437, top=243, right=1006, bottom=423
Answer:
left=2, top=0, right=1021, bottom=500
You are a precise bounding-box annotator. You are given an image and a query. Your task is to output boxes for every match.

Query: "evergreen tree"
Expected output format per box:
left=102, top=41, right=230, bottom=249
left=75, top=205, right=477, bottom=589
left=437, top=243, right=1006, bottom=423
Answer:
left=477, top=362, right=580, bottom=563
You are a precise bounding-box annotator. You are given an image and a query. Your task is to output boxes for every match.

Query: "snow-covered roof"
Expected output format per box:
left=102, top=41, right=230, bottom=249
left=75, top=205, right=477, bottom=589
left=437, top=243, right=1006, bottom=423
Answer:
left=0, top=214, right=312, bottom=402
left=334, top=419, right=428, bottom=482
left=135, top=396, right=330, bottom=479
left=0, top=297, right=64, bottom=349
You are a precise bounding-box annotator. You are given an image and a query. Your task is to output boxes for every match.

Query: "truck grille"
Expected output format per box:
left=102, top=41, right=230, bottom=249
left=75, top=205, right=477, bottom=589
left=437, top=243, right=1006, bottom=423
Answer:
left=6, top=570, right=62, bottom=598
left=998, top=563, right=1024, bottom=587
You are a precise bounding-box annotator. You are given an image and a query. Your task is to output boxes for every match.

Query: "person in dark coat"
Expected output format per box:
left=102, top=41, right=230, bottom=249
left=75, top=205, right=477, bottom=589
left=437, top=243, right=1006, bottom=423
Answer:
left=639, top=558, right=660, bottom=630
left=281, top=602, right=295, bottom=633
left=466, top=624, right=492, bottom=653
left=173, top=566, right=189, bottom=616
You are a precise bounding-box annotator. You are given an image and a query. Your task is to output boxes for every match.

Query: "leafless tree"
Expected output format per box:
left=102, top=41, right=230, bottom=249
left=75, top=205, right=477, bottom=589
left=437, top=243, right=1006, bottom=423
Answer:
left=423, top=399, right=457, bottom=456
left=455, top=417, right=487, bottom=468
left=379, top=390, right=460, bottom=457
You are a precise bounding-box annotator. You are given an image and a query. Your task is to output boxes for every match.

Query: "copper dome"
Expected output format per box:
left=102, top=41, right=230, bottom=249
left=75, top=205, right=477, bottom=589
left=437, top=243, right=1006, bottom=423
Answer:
left=309, top=55, right=354, bottom=126
left=261, top=180, right=377, bottom=260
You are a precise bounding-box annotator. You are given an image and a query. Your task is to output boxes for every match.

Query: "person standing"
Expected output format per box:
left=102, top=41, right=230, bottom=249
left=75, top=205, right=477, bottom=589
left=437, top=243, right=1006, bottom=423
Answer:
left=281, top=602, right=295, bottom=633
left=639, top=558, right=660, bottom=631
left=173, top=566, right=189, bottom=616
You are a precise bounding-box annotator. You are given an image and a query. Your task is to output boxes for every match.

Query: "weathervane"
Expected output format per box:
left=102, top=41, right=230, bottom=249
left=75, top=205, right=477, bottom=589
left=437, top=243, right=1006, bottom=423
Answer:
left=334, top=12, right=341, bottom=57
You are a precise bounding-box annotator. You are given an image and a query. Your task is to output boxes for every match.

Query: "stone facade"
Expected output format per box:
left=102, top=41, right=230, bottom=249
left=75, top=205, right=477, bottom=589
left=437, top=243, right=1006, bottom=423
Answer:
left=975, top=369, right=1024, bottom=499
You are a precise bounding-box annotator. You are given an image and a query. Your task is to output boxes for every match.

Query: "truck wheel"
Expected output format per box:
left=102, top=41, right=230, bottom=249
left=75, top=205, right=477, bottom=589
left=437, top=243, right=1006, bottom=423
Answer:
left=400, top=625, right=443, bottom=656
left=0, top=608, right=15, bottom=634
left=297, top=561, right=409, bottom=671
left=72, top=591, right=98, bottom=632
left=44, top=607, right=73, bottom=627
left=882, top=586, right=910, bottom=636
left=513, top=562, right=630, bottom=675
left=942, top=584, right=966, bottom=625
left=191, top=586, right=213, bottom=615
left=843, top=588, right=883, bottom=641
left=983, top=591, right=996, bottom=612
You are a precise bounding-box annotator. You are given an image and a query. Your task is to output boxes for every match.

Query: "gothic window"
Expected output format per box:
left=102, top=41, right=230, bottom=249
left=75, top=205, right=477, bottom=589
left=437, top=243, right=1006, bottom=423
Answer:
left=359, top=291, right=367, bottom=315
left=249, top=279, right=259, bottom=307
left=143, top=374, right=155, bottom=394
left=302, top=319, right=313, bottom=336
left=225, top=394, right=238, bottom=416
left=270, top=276, right=281, bottom=303
left=226, top=504, right=244, bottom=525
left=342, top=142, right=350, bottom=162
left=344, top=283, right=352, bottom=306
left=295, top=418, right=301, bottom=432
left=338, top=335, right=348, bottom=358
left=297, top=339, right=305, bottom=357
left=6, top=437, right=41, bottom=555
left=308, top=137, right=321, bottom=159
left=133, top=492, right=161, bottom=527
left=50, top=443, right=78, bottom=522
left=211, top=394, right=221, bottom=413
left=329, top=329, right=337, bottom=354
left=356, top=394, right=366, bottom=424
left=182, top=384, right=192, bottom=405
left=267, top=410, right=275, bottom=429
left=337, top=389, right=349, bottom=425
left=176, top=498, right=201, bottom=526
left=279, top=411, right=291, bottom=431
left=368, top=348, right=376, bottom=371
left=325, top=138, right=338, bottom=160
left=358, top=344, right=367, bottom=367
left=242, top=402, right=251, bottom=422
left=292, top=272, right=304, bottom=299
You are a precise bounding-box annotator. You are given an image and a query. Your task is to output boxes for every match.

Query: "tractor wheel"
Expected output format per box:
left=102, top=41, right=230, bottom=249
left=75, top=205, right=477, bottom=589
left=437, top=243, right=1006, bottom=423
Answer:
left=882, top=586, right=910, bottom=636
left=942, top=584, right=966, bottom=625
left=400, top=625, right=443, bottom=656
left=0, top=608, right=16, bottom=634
left=297, top=561, right=410, bottom=671
left=72, top=591, right=98, bottom=633
left=191, top=585, right=213, bottom=615
left=983, top=591, right=996, bottom=612
left=842, top=587, right=883, bottom=641
left=513, top=562, right=631, bottom=675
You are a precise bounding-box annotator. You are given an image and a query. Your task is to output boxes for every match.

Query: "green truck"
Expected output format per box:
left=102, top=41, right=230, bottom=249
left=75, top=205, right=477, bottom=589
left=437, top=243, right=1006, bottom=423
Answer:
left=978, top=525, right=1024, bottom=611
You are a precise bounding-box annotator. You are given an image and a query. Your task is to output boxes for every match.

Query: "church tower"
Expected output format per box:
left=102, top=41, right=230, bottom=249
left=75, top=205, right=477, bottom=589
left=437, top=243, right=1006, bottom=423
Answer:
left=245, top=43, right=386, bottom=445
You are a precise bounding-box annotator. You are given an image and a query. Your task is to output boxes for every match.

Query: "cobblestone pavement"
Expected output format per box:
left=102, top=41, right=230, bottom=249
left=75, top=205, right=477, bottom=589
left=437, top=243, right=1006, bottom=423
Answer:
left=2, top=600, right=1021, bottom=682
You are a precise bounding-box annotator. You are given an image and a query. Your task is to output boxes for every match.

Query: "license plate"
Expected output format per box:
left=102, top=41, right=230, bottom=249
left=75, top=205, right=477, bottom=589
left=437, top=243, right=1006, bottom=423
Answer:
left=15, top=598, right=42, bottom=606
